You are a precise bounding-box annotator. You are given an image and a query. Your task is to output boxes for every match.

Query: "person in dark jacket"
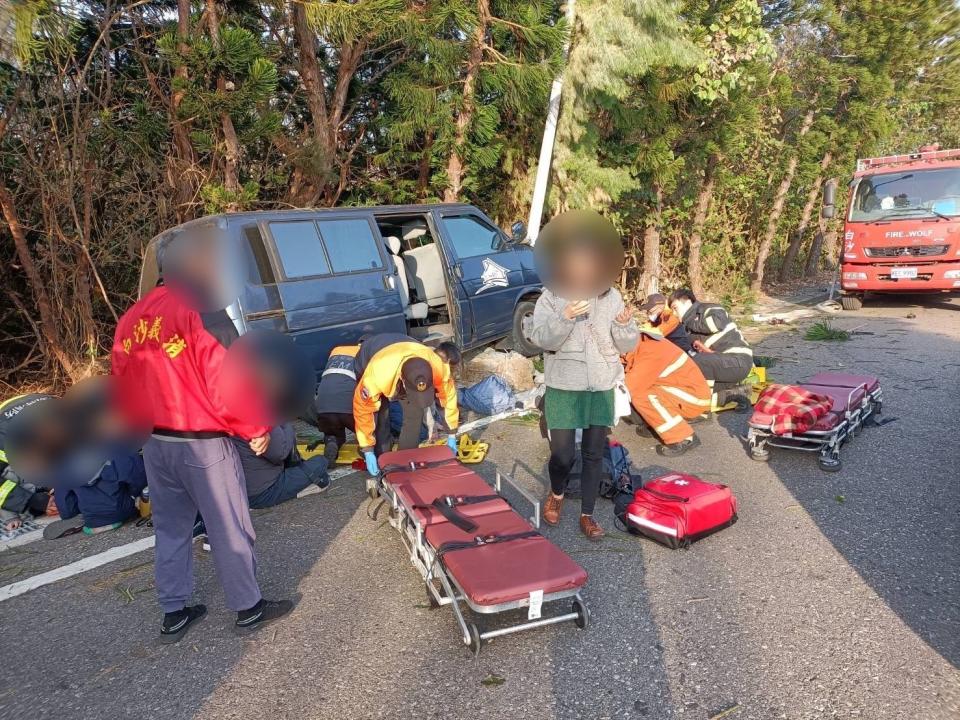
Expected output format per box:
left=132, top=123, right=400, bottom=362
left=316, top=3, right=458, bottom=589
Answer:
left=668, top=288, right=753, bottom=406
left=47, top=453, right=148, bottom=537
left=233, top=424, right=329, bottom=509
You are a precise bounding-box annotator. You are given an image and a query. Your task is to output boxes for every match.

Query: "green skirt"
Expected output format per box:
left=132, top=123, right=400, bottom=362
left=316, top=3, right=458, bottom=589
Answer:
left=544, top=387, right=615, bottom=430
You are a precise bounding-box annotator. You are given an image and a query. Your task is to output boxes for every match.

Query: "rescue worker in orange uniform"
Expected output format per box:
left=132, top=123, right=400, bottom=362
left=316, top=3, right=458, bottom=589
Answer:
left=623, top=327, right=711, bottom=456
left=352, top=334, right=459, bottom=475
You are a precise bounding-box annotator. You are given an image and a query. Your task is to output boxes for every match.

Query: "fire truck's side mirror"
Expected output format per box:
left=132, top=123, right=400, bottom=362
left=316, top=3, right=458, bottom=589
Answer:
left=822, top=179, right=838, bottom=219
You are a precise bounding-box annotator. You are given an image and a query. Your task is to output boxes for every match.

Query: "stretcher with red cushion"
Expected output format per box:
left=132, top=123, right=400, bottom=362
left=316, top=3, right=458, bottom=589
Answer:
left=746, top=372, right=883, bottom=471
left=367, top=445, right=589, bottom=655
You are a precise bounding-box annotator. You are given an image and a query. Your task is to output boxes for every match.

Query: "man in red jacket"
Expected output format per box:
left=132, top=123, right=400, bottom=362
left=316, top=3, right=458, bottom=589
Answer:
left=111, top=233, right=292, bottom=642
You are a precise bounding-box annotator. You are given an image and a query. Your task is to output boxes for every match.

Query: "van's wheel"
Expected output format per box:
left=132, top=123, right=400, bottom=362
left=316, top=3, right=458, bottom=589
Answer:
left=840, top=295, right=863, bottom=311
left=468, top=623, right=483, bottom=657
left=573, top=597, right=589, bottom=629
left=512, top=300, right=541, bottom=357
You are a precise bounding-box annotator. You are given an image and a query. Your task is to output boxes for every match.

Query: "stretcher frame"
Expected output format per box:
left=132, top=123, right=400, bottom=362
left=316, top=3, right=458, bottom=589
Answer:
left=366, top=466, right=589, bottom=656
left=746, top=380, right=883, bottom=472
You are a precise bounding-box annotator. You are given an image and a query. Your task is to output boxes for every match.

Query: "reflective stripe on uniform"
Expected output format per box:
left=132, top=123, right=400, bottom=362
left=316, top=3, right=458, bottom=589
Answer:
left=703, top=321, right=736, bottom=348
left=704, top=311, right=720, bottom=334
left=649, top=394, right=683, bottom=433
left=321, top=367, right=356, bottom=380
left=722, top=345, right=753, bottom=356
left=661, top=385, right=712, bottom=406
left=658, top=353, right=689, bottom=378
left=0, top=479, right=18, bottom=508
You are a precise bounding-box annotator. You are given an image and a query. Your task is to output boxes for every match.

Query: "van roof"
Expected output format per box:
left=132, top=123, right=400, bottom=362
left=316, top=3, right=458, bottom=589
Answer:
left=146, top=203, right=479, bottom=247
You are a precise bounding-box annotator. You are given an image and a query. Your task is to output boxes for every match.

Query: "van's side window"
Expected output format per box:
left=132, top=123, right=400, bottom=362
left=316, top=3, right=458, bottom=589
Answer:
left=243, top=225, right=276, bottom=284
left=440, top=216, right=503, bottom=259
left=318, top=219, right=384, bottom=273
left=270, top=221, right=331, bottom=278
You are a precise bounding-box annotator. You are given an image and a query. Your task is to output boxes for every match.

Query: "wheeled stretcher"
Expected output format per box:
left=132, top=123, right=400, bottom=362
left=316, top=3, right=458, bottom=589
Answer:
left=746, top=372, right=883, bottom=472
left=367, top=445, right=589, bottom=655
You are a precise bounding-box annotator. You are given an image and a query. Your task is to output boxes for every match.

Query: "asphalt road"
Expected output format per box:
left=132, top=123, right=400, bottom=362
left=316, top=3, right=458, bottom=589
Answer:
left=1, top=294, right=958, bottom=720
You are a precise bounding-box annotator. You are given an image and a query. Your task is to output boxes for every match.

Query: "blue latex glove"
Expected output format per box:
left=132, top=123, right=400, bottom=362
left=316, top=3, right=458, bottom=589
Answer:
left=364, top=451, right=379, bottom=476
left=446, top=434, right=459, bottom=454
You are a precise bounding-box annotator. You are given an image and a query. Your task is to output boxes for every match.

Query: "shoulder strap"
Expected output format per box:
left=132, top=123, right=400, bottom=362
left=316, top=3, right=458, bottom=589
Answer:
left=436, top=530, right=541, bottom=561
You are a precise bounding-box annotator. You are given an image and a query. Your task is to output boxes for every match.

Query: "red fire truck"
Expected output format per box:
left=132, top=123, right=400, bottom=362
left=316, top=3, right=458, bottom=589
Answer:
left=836, top=146, right=960, bottom=310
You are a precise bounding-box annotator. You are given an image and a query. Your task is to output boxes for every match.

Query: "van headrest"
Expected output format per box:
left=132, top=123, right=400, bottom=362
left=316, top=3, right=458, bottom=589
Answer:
left=385, top=235, right=402, bottom=254
left=402, top=222, right=428, bottom=242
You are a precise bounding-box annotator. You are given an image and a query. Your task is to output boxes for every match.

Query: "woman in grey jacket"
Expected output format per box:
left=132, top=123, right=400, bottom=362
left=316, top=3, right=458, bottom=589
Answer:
left=531, top=284, right=638, bottom=540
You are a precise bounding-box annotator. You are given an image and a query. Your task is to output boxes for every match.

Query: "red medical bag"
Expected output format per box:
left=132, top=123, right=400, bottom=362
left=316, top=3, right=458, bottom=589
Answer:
left=624, top=473, right=737, bottom=549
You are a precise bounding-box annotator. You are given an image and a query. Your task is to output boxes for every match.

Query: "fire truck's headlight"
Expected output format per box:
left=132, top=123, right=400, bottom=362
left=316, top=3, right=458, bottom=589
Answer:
left=945, top=270, right=960, bottom=279
left=843, top=272, right=867, bottom=280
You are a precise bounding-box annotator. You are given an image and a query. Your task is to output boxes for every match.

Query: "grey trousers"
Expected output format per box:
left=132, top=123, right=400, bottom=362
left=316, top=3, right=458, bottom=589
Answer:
left=143, top=436, right=261, bottom=613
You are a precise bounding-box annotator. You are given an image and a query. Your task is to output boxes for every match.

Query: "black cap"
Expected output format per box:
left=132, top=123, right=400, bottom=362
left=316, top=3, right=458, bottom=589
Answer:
left=638, top=293, right=666, bottom=312
left=400, top=357, right=434, bottom=409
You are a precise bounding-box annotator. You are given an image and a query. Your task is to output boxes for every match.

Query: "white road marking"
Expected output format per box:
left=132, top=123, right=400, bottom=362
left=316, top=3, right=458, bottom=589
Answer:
left=0, top=465, right=362, bottom=602
left=0, top=536, right=156, bottom=602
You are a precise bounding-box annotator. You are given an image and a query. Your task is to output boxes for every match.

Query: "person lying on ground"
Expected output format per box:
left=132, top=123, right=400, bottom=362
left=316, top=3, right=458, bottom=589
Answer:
left=622, top=326, right=711, bottom=456
left=233, top=423, right=329, bottom=509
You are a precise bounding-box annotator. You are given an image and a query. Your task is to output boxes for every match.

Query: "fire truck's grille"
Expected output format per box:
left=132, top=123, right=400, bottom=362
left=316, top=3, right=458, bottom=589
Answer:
left=865, top=245, right=948, bottom=258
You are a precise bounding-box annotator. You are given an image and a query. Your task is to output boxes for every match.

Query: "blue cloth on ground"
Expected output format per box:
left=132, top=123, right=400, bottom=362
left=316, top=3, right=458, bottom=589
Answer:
left=457, top=376, right=515, bottom=416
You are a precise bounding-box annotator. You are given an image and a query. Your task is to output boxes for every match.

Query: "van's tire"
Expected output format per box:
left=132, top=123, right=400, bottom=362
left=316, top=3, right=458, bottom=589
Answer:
left=840, top=295, right=863, bottom=311
left=512, top=299, right=541, bottom=356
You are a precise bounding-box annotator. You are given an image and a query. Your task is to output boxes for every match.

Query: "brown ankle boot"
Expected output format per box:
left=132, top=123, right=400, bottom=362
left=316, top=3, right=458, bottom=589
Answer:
left=543, top=493, right=564, bottom=526
left=579, top=514, right=605, bottom=541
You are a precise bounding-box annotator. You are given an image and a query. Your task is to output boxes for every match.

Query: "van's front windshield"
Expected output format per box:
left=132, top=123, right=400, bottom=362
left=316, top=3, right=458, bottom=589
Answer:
left=849, top=167, right=960, bottom=222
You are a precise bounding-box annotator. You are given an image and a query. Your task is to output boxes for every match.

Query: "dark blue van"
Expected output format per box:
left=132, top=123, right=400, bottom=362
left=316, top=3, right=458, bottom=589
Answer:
left=139, top=204, right=543, bottom=372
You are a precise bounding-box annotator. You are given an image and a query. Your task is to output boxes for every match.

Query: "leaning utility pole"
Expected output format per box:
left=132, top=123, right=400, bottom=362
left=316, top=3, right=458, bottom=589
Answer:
left=526, top=0, right=576, bottom=245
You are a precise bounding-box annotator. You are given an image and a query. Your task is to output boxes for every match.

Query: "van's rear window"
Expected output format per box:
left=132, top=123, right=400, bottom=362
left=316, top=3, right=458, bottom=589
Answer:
left=243, top=225, right=276, bottom=284
left=318, top=219, right=384, bottom=273
left=270, top=221, right=331, bottom=278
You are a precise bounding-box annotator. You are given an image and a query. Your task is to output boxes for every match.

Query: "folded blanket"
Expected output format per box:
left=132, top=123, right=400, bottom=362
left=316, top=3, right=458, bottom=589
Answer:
left=752, top=384, right=834, bottom=435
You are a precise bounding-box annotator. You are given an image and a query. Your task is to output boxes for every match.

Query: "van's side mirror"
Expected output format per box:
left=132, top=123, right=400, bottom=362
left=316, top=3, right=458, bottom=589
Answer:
left=822, top=179, right=837, bottom=219
left=510, top=220, right=526, bottom=243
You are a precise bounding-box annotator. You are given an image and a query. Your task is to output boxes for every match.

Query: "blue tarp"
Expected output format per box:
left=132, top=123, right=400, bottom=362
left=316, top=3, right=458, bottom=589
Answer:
left=458, top=375, right=515, bottom=416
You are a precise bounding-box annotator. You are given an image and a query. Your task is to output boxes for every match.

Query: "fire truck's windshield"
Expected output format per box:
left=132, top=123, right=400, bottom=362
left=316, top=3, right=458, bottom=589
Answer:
left=849, top=167, right=960, bottom=222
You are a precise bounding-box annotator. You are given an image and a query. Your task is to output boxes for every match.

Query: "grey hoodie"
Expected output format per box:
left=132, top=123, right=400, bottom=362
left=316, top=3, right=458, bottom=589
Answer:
left=531, top=288, right=639, bottom=392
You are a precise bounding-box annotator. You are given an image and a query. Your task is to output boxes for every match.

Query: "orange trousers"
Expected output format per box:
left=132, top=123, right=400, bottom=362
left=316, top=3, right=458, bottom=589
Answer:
left=632, top=384, right=710, bottom=445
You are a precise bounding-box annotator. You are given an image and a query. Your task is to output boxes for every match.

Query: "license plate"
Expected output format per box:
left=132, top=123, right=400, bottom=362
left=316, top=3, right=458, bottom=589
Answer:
left=891, top=267, right=918, bottom=279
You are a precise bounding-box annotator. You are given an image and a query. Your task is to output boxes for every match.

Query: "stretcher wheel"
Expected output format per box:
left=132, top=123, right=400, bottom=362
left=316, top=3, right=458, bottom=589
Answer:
left=750, top=447, right=770, bottom=462
left=573, top=597, right=589, bottom=629
left=425, top=582, right=440, bottom=609
left=818, top=452, right=842, bottom=472
left=468, top=623, right=482, bottom=657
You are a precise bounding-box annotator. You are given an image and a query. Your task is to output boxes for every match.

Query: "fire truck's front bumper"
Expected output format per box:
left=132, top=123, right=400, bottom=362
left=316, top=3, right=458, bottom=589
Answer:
left=840, top=261, right=960, bottom=293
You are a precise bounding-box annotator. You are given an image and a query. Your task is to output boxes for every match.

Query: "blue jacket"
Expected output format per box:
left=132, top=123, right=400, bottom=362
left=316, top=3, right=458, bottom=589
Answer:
left=55, top=453, right=147, bottom=529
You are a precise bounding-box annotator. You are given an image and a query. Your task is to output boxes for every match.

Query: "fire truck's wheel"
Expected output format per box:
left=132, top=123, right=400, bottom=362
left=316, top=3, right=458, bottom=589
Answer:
left=840, top=295, right=863, bottom=311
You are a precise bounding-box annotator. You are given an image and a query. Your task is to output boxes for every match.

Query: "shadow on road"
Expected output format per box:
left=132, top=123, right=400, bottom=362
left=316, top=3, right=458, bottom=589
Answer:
left=714, top=302, right=959, bottom=668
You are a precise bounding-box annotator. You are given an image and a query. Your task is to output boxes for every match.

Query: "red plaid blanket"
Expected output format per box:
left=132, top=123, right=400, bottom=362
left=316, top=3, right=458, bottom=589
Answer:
left=752, top=384, right=834, bottom=435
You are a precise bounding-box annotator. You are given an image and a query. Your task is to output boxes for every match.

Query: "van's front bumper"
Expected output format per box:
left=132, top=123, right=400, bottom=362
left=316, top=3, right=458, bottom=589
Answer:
left=840, top=261, right=960, bottom=293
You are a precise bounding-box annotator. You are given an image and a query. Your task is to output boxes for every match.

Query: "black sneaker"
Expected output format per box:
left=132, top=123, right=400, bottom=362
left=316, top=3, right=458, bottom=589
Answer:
left=234, top=598, right=295, bottom=635
left=160, top=604, right=207, bottom=644
left=656, top=435, right=702, bottom=457
left=323, top=437, right=340, bottom=466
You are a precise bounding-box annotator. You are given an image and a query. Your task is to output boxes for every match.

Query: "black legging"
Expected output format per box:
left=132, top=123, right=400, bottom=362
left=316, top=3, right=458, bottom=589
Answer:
left=548, top=426, right=607, bottom=516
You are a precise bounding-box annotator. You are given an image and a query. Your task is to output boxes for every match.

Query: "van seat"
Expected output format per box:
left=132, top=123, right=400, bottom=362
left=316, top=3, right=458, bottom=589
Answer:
left=402, top=222, right=447, bottom=308
left=385, top=235, right=427, bottom=320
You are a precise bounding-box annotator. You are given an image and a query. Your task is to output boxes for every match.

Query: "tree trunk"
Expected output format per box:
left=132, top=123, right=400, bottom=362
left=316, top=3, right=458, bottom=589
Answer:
left=639, top=185, right=663, bottom=297
left=170, top=0, right=197, bottom=220
left=0, top=185, right=77, bottom=379
left=804, top=222, right=826, bottom=277
left=750, top=108, right=815, bottom=292
left=778, top=150, right=832, bottom=282
left=687, top=154, right=718, bottom=298
left=417, top=131, right=435, bottom=199
left=443, top=0, right=489, bottom=202
left=206, top=0, right=241, bottom=208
